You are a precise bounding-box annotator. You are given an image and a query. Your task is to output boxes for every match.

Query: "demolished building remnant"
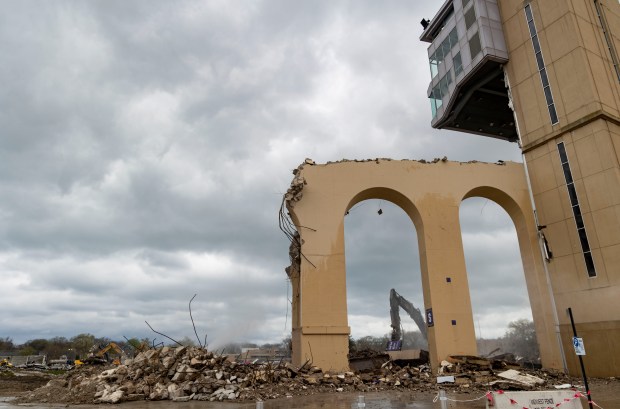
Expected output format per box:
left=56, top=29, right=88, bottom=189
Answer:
left=283, top=158, right=562, bottom=373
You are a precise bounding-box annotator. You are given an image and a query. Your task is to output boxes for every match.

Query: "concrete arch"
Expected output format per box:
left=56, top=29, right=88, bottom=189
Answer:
left=461, top=187, right=562, bottom=371
left=346, top=187, right=424, bottom=235
left=284, top=159, right=563, bottom=371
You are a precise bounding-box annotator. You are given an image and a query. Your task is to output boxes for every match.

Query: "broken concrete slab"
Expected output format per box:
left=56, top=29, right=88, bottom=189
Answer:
left=497, top=369, right=544, bottom=386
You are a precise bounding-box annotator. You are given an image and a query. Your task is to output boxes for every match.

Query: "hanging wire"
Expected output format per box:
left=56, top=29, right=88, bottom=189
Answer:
left=345, top=201, right=370, bottom=216
left=480, top=199, right=489, bottom=215
left=278, top=197, right=316, bottom=268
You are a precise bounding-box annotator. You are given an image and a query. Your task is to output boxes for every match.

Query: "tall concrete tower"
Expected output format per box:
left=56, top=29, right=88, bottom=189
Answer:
left=421, top=0, right=620, bottom=376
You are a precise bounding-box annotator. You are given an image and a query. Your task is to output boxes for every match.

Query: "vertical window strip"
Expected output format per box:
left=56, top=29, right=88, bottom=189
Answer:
left=557, top=142, right=597, bottom=277
left=525, top=4, right=559, bottom=125
left=594, top=0, right=620, bottom=82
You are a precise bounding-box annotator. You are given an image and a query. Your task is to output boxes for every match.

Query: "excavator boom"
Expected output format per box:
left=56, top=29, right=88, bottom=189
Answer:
left=390, top=289, right=428, bottom=342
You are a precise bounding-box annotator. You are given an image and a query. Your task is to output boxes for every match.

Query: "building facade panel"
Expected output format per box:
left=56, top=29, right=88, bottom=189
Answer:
left=591, top=205, right=620, bottom=248
left=537, top=0, right=571, bottom=29
left=593, top=127, right=620, bottom=169
left=574, top=134, right=607, bottom=177
left=586, top=49, right=620, bottom=114
left=501, top=11, right=528, bottom=51
left=528, top=154, right=558, bottom=193
left=554, top=53, right=598, bottom=123
left=547, top=254, right=579, bottom=292
left=544, top=14, right=580, bottom=63
left=515, top=77, right=547, bottom=139
left=577, top=11, right=602, bottom=55
left=601, top=242, right=620, bottom=285
left=544, top=220, right=574, bottom=258
left=582, top=172, right=614, bottom=212
left=604, top=167, right=620, bottom=205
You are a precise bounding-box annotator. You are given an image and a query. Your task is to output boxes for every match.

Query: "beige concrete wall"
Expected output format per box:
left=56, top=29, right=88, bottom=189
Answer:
left=499, top=0, right=620, bottom=376
left=286, top=159, right=563, bottom=372
left=522, top=120, right=620, bottom=377
left=500, top=0, right=620, bottom=150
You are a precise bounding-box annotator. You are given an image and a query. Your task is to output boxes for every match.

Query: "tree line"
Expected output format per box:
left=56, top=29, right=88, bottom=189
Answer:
left=0, top=319, right=539, bottom=362
left=0, top=334, right=149, bottom=360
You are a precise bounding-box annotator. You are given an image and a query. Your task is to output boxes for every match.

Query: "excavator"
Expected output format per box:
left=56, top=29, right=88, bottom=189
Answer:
left=84, top=342, right=125, bottom=365
left=0, top=358, right=13, bottom=368
left=389, top=288, right=427, bottom=347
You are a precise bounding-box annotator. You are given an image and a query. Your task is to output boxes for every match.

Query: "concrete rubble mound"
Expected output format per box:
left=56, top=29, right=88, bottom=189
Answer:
left=16, top=347, right=574, bottom=405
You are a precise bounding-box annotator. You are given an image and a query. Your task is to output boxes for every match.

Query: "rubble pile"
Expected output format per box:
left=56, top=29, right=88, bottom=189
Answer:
left=437, top=355, right=567, bottom=390
left=17, top=347, right=574, bottom=405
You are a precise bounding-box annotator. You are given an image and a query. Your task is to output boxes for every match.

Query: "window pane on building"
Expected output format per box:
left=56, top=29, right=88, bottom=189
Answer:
left=578, top=228, right=590, bottom=252
left=543, top=85, right=554, bottom=106
left=465, top=6, right=476, bottom=29
left=567, top=183, right=578, bottom=205
left=540, top=67, right=549, bottom=88
left=469, top=31, right=482, bottom=59
left=584, top=252, right=596, bottom=277
left=454, top=52, right=463, bottom=76
left=549, top=103, right=558, bottom=123
left=532, top=34, right=541, bottom=54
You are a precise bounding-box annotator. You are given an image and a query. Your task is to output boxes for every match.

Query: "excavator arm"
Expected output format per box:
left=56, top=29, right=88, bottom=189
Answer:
left=96, top=342, right=123, bottom=357
left=390, top=289, right=428, bottom=342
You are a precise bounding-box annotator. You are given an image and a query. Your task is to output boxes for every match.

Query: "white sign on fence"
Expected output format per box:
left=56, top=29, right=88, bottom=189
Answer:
left=487, top=390, right=581, bottom=409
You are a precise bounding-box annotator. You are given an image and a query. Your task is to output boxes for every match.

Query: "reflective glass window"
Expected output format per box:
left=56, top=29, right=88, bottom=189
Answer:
left=454, top=52, right=463, bottom=76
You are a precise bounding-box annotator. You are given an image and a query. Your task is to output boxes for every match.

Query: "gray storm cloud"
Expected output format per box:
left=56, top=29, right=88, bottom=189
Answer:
left=1, top=0, right=528, bottom=345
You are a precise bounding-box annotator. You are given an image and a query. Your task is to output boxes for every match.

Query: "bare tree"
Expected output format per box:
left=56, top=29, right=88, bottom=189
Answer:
left=501, top=319, right=540, bottom=363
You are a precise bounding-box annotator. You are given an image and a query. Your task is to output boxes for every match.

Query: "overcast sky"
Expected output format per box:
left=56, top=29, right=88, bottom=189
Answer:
left=1, top=0, right=532, bottom=348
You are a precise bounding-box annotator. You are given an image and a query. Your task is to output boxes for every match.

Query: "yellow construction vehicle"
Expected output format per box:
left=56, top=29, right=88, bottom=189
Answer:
left=0, top=358, right=13, bottom=368
left=84, top=343, right=126, bottom=365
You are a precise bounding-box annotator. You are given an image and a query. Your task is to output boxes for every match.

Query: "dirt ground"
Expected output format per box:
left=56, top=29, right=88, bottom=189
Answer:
left=0, top=371, right=50, bottom=396
left=1, top=368, right=619, bottom=408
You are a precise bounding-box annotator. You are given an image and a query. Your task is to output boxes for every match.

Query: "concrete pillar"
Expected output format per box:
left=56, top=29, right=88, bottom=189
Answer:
left=291, top=218, right=351, bottom=371
left=418, top=201, right=478, bottom=366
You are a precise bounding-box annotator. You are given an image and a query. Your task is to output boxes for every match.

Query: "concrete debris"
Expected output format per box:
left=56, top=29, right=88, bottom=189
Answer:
left=285, top=164, right=306, bottom=208
left=285, top=231, right=301, bottom=279
left=301, top=158, right=514, bottom=169
left=447, top=355, right=492, bottom=367
left=497, top=369, right=545, bottom=386
left=325, top=158, right=394, bottom=165
left=16, top=348, right=575, bottom=405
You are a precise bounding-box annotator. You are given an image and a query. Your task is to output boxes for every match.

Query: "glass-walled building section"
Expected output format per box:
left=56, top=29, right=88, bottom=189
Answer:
left=421, top=0, right=516, bottom=142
